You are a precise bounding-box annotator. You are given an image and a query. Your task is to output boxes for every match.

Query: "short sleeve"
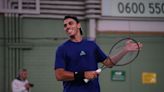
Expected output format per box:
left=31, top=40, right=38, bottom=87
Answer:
left=95, top=43, right=107, bottom=63
left=54, top=46, right=66, bottom=69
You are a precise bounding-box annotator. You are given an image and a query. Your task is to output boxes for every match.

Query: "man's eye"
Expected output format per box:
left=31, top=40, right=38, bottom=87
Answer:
left=64, top=21, right=74, bottom=27
left=64, top=24, right=67, bottom=27
left=69, top=22, right=73, bottom=25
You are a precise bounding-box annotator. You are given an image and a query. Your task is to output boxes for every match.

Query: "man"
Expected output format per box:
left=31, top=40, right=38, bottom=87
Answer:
left=54, top=15, right=142, bottom=92
left=12, top=69, right=34, bottom=92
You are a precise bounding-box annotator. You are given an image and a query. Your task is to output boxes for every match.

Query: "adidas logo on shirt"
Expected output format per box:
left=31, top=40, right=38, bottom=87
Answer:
left=80, top=51, right=86, bottom=56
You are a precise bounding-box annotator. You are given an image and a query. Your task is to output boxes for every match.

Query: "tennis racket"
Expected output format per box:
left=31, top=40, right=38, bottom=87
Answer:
left=84, top=37, right=141, bottom=83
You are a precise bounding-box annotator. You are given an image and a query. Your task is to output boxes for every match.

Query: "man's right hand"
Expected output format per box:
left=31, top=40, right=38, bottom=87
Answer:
left=25, top=83, right=32, bottom=90
left=84, top=71, right=99, bottom=80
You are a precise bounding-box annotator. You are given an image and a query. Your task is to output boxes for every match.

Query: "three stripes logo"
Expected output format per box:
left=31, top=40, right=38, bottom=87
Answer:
left=80, top=51, right=86, bottom=56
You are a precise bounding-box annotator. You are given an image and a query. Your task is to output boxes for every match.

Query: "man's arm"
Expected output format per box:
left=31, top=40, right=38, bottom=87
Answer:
left=55, top=68, right=98, bottom=81
left=102, top=48, right=128, bottom=67
left=102, top=40, right=143, bottom=67
left=55, top=68, right=74, bottom=81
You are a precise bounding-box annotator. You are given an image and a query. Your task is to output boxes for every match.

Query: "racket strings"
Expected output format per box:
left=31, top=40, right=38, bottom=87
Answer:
left=97, top=38, right=140, bottom=72
left=109, top=38, right=140, bottom=66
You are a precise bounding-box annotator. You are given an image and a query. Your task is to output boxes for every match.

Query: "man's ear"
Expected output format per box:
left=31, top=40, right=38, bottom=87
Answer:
left=77, top=23, right=81, bottom=29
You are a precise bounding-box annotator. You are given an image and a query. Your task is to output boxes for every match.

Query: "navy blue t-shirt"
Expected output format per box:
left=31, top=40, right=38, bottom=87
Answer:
left=54, top=39, right=107, bottom=92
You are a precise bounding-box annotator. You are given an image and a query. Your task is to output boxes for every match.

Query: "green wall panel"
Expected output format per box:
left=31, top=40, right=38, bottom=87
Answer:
left=1, top=17, right=163, bottom=92
left=97, top=34, right=164, bottom=92
left=0, top=15, right=4, bottom=92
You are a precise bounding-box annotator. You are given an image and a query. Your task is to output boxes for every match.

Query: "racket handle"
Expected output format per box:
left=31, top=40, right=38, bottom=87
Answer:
left=96, top=68, right=102, bottom=73
left=84, top=68, right=102, bottom=83
left=84, top=79, right=89, bottom=83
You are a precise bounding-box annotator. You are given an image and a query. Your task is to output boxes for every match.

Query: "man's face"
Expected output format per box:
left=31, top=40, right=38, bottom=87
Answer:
left=20, top=71, right=28, bottom=80
left=64, top=18, right=80, bottom=37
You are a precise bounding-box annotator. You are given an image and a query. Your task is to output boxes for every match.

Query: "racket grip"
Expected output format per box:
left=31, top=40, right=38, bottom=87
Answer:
left=96, top=68, right=102, bottom=73
left=84, top=79, right=89, bottom=83
left=84, top=68, right=102, bottom=83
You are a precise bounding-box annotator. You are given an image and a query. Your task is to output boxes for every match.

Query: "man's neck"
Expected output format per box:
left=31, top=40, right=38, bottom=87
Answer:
left=70, top=34, right=83, bottom=42
left=17, top=77, right=26, bottom=81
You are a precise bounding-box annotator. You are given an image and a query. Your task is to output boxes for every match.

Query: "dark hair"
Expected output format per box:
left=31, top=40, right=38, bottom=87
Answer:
left=64, top=15, right=83, bottom=35
left=64, top=15, right=80, bottom=23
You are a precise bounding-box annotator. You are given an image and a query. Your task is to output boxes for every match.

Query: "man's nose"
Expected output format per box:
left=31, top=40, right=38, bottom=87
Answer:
left=66, top=24, right=71, bottom=28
